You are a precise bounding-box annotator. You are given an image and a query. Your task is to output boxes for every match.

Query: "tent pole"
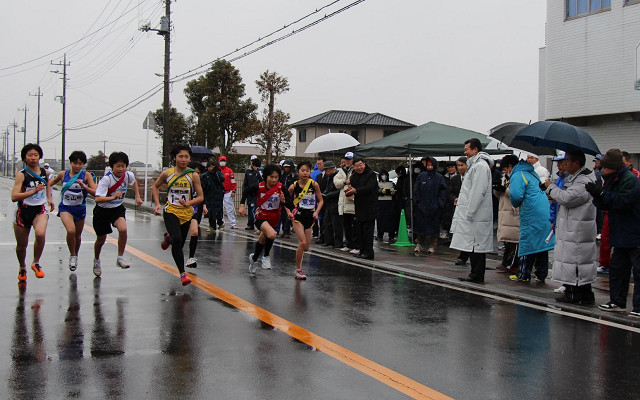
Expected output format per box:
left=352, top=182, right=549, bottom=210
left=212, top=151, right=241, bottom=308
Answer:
left=408, top=152, right=414, bottom=243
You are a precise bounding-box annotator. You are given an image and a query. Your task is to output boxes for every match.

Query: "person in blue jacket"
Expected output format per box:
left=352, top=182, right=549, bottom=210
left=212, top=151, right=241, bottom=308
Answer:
left=509, top=159, right=555, bottom=283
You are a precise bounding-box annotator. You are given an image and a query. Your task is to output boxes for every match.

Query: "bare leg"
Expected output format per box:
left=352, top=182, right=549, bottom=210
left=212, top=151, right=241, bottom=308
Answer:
left=94, top=235, right=107, bottom=260
left=59, top=212, right=77, bottom=256
left=14, top=224, right=30, bottom=268
left=74, top=219, right=85, bottom=255
left=31, top=213, right=49, bottom=264
left=113, top=217, right=127, bottom=257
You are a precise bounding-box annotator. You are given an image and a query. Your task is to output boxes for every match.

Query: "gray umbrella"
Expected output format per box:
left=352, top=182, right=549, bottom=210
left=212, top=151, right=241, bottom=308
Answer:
left=489, top=122, right=556, bottom=156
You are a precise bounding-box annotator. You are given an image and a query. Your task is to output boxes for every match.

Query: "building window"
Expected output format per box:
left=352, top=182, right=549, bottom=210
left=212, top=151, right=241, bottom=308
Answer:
left=567, top=0, right=610, bottom=18
left=351, top=131, right=359, bottom=140
left=383, top=130, right=399, bottom=137
left=298, top=129, right=306, bottom=143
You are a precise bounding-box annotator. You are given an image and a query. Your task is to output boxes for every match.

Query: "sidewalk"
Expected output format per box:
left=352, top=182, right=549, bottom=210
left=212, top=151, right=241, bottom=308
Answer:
left=124, top=198, right=639, bottom=329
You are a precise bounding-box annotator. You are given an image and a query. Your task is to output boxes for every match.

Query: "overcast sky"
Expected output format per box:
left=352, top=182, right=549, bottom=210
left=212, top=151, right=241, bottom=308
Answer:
left=1, top=0, right=546, bottom=167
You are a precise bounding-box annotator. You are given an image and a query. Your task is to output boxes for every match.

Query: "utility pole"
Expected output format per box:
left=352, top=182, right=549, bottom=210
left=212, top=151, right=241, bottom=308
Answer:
left=18, top=105, right=28, bottom=147
left=140, top=1, right=171, bottom=168
left=52, top=54, right=70, bottom=170
left=29, top=88, right=43, bottom=145
left=10, top=120, right=17, bottom=177
left=2, top=129, right=7, bottom=176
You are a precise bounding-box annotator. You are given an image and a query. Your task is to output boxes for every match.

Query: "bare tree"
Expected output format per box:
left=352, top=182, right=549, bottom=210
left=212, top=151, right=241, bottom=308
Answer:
left=253, top=109, right=292, bottom=160
left=256, top=70, right=289, bottom=164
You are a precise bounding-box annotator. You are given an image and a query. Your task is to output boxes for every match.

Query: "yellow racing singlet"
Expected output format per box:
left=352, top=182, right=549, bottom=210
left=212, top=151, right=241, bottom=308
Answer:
left=164, top=167, right=194, bottom=224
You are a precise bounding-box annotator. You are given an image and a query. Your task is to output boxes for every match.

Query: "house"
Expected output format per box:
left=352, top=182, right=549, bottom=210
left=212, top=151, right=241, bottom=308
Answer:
left=539, top=0, right=640, bottom=160
left=128, top=161, right=154, bottom=174
left=292, top=110, right=415, bottom=156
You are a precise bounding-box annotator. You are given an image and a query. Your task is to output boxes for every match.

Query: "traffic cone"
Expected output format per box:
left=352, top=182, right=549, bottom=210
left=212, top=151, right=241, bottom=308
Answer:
left=391, top=210, right=414, bottom=247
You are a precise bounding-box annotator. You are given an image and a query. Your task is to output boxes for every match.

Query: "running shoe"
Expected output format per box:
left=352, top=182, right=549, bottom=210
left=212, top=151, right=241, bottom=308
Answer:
left=414, top=244, right=423, bottom=253
left=598, top=302, right=626, bottom=312
left=18, top=268, right=27, bottom=282
left=231, top=225, right=237, bottom=229
left=339, top=247, right=351, bottom=252
left=597, top=266, right=609, bottom=274
left=161, top=232, right=171, bottom=250
left=248, top=253, right=257, bottom=274
left=186, top=257, right=197, bottom=268
left=180, top=272, right=192, bottom=286
left=116, top=258, right=130, bottom=269
left=93, top=259, right=102, bottom=277
left=509, top=274, right=530, bottom=282
left=295, top=269, right=307, bottom=280
left=350, top=248, right=360, bottom=254
left=261, top=256, right=272, bottom=270
left=630, top=309, right=640, bottom=318
left=69, top=256, right=78, bottom=271
left=31, top=263, right=45, bottom=278
left=427, top=247, right=435, bottom=254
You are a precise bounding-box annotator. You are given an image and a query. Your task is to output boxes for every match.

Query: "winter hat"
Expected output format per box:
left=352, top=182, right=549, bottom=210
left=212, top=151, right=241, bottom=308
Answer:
left=600, top=149, right=624, bottom=170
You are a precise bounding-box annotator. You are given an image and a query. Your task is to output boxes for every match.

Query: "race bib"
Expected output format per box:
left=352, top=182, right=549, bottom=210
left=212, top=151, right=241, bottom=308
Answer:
left=63, top=191, right=84, bottom=206
left=169, top=188, right=190, bottom=205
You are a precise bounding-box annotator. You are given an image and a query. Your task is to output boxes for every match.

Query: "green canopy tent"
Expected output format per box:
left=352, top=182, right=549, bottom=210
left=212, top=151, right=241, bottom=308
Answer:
left=354, top=121, right=500, bottom=244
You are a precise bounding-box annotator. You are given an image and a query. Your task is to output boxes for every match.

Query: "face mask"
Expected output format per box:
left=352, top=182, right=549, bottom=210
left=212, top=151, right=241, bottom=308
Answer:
left=380, top=174, right=388, bottom=181
left=414, top=168, right=421, bottom=174
left=219, top=161, right=226, bottom=167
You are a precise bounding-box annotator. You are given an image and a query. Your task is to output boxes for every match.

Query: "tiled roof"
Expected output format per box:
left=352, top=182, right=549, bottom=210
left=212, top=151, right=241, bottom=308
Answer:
left=292, top=110, right=414, bottom=128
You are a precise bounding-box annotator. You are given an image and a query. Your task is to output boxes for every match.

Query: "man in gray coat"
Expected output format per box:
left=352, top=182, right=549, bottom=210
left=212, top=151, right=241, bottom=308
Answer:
left=544, top=151, right=598, bottom=304
left=450, top=138, right=494, bottom=282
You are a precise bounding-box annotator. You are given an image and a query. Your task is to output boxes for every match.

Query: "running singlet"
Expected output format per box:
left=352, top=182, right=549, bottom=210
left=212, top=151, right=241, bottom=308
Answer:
left=61, top=170, right=88, bottom=206
left=95, top=171, right=136, bottom=208
left=293, top=179, right=317, bottom=210
left=19, top=168, right=48, bottom=207
left=256, top=182, right=282, bottom=221
left=164, top=167, right=194, bottom=224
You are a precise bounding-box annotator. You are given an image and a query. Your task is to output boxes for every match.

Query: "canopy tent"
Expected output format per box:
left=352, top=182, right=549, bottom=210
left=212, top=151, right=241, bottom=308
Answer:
left=354, top=121, right=499, bottom=157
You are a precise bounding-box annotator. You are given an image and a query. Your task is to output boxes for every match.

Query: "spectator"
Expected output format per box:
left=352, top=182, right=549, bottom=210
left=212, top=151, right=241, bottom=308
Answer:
left=544, top=151, right=597, bottom=304
left=218, top=155, right=237, bottom=229
left=201, top=162, right=225, bottom=232
left=493, top=155, right=520, bottom=273
left=240, top=156, right=263, bottom=231
left=451, top=157, right=469, bottom=265
left=622, top=151, right=640, bottom=178
left=526, top=153, right=550, bottom=183
left=279, top=160, right=297, bottom=238
left=509, top=159, right=554, bottom=283
left=587, top=149, right=640, bottom=316
left=450, top=139, right=494, bottom=282
left=310, top=157, right=325, bottom=241
left=440, top=162, right=457, bottom=239
left=413, top=157, right=447, bottom=254
left=321, top=161, right=341, bottom=248
left=43, top=163, right=56, bottom=181
left=548, top=151, right=569, bottom=294
left=345, top=158, right=378, bottom=260
left=376, top=168, right=397, bottom=242
left=334, top=152, right=358, bottom=253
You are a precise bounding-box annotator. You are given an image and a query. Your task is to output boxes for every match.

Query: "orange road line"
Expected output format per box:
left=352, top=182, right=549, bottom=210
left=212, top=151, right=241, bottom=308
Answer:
left=84, top=225, right=453, bottom=400
left=0, top=181, right=13, bottom=190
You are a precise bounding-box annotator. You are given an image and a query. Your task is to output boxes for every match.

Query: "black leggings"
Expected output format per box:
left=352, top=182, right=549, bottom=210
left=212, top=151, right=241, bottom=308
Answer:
left=163, top=212, right=190, bottom=273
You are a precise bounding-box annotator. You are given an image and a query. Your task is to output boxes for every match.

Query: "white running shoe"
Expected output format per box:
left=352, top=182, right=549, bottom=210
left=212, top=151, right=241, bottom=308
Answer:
left=248, top=253, right=257, bottom=274
left=116, top=258, right=130, bottom=269
left=93, top=259, right=102, bottom=277
left=340, top=247, right=351, bottom=252
left=350, top=248, right=360, bottom=254
left=414, top=244, right=423, bottom=253
left=553, top=285, right=566, bottom=293
left=261, top=256, right=272, bottom=270
left=427, top=247, right=435, bottom=254
left=69, top=256, right=78, bottom=271
left=186, top=257, right=197, bottom=268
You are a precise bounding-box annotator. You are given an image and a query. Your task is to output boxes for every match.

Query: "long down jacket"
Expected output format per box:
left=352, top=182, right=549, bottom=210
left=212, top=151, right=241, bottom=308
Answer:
left=450, top=152, right=494, bottom=253
left=413, top=158, right=447, bottom=237
left=546, top=166, right=598, bottom=286
left=493, top=179, right=520, bottom=243
left=509, top=160, right=554, bottom=257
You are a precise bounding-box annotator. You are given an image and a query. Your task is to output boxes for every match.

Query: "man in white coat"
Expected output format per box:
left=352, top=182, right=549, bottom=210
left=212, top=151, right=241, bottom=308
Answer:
left=450, top=138, right=494, bottom=282
left=527, top=153, right=550, bottom=183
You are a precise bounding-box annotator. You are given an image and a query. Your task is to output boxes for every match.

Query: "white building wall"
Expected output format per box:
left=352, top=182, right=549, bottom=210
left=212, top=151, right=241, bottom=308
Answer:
left=542, top=0, right=640, bottom=120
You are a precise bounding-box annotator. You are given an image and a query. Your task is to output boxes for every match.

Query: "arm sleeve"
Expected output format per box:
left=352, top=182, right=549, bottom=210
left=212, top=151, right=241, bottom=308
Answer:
left=509, top=172, right=526, bottom=208
left=466, top=165, right=491, bottom=216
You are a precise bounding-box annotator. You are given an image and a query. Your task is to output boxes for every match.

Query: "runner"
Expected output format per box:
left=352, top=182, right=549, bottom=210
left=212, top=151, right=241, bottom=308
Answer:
left=240, top=164, right=291, bottom=274
left=153, top=145, right=204, bottom=286
left=93, top=151, right=143, bottom=277
left=288, top=161, right=324, bottom=279
left=49, top=151, right=97, bottom=271
left=11, top=144, right=55, bottom=283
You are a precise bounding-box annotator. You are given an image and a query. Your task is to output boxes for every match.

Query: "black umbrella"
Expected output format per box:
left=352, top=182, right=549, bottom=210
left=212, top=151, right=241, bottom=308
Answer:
left=513, top=121, right=601, bottom=156
left=489, top=122, right=556, bottom=156
left=190, top=145, right=214, bottom=160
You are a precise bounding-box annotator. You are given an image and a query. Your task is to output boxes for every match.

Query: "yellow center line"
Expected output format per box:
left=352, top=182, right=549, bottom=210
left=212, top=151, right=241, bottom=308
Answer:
left=84, top=225, right=453, bottom=400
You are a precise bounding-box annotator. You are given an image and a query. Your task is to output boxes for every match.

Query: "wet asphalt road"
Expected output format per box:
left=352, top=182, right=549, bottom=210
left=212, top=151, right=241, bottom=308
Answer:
left=1, top=180, right=639, bottom=399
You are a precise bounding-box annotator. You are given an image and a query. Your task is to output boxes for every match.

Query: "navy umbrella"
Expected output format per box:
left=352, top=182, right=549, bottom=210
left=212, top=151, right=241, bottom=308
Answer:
left=489, top=122, right=556, bottom=156
left=190, top=145, right=214, bottom=159
left=513, top=121, right=601, bottom=156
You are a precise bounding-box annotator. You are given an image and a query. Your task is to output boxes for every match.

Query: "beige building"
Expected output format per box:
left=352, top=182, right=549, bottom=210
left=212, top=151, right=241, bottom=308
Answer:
left=292, top=110, right=415, bottom=156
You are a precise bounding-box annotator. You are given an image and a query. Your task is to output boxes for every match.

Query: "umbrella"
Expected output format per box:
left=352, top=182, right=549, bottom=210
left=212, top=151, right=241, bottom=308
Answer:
left=190, top=145, right=214, bottom=159
left=489, top=122, right=556, bottom=156
left=304, top=132, right=360, bottom=154
left=514, top=121, right=601, bottom=156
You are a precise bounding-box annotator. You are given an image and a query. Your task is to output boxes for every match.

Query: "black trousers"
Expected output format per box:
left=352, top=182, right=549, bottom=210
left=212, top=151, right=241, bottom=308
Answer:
left=322, top=205, right=335, bottom=245
left=330, top=207, right=344, bottom=248
left=343, top=213, right=358, bottom=249
left=357, top=219, right=375, bottom=258
left=163, top=212, right=190, bottom=274
left=469, top=251, right=486, bottom=282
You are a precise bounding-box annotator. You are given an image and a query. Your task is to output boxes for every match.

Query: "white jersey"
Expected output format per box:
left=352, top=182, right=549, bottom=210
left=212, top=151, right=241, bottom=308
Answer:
left=95, top=171, right=136, bottom=208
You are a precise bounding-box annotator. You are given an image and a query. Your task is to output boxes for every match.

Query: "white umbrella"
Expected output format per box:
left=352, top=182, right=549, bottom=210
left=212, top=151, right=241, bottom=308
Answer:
left=304, top=132, right=360, bottom=154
